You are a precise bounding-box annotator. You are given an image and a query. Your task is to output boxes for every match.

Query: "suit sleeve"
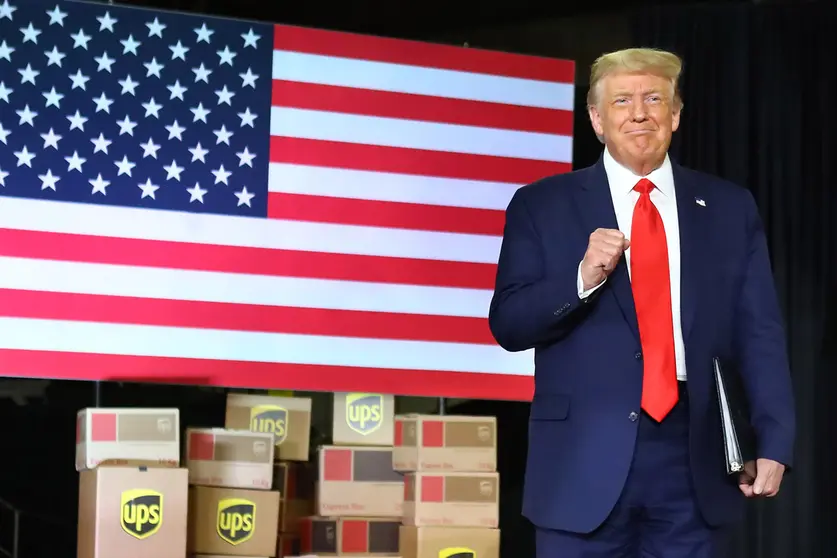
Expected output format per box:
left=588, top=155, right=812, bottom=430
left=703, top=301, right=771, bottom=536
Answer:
left=735, top=190, right=796, bottom=467
left=488, top=189, right=594, bottom=352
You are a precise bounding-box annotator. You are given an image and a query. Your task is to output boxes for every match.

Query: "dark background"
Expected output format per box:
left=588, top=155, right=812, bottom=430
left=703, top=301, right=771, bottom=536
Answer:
left=1, top=1, right=835, bottom=557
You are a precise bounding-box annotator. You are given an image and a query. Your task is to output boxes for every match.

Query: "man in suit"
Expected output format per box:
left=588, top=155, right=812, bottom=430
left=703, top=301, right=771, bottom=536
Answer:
left=488, top=48, right=796, bottom=557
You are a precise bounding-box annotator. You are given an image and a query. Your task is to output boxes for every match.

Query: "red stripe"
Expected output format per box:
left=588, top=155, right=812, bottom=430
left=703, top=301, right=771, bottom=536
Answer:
left=269, top=137, right=570, bottom=185
left=0, top=229, right=496, bottom=290
left=267, top=192, right=505, bottom=236
left=271, top=80, right=573, bottom=136
left=273, top=24, right=574, bottom=84
left=0, top=349, right=535, bottom=401
left=0, top=289, right=496, bottom=345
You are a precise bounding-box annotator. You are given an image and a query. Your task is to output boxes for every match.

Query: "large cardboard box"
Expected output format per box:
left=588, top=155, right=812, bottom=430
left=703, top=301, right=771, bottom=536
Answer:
left=77, top=465, right=188, bottom=558
left=403, top=472, right=499, bottom=528
left=225, top=394, right=312, bottom=461
left=299, top=516, right=400, bottom=555
left=332, top=393, right=394, bottom=446
left=399, top=526, right=499, bottom=558
left=76, top=408, right=180, bottom=471
left=186, top=428, right=275, bottom=489
left=273, top=462, right=316, bottom=534
left=393, top=415, right=496, bottom=473
left=188, top=485, right=281, bottom=557
left=316, top=446, right=403, bottom=517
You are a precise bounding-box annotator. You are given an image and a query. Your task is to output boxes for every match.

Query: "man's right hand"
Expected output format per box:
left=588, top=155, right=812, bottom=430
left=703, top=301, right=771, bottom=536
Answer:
left=580, top=228, right=630, bottom=291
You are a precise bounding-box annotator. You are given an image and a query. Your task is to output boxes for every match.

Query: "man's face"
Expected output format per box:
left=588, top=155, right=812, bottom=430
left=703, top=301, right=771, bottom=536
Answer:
left=588, top=71, right=680, bottom=173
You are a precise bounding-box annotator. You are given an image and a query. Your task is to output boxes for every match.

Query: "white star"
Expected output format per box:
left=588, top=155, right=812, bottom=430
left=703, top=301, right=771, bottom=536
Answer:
left=211, top=164, right=231, bottom=185
left=97, top=12, right=117, bottom=32
left=42, top=87, right=63, bottom=108
left=0, top=40, right=13, bottom=62
left=91, top=133, right=111, bottom=154
left=241, top=28, right=260, bottom=48
left=89, top=174, right=110, bottom=195
left=41, top=128, right=61, bottom=149
left=187, top=182, right=207, bottom=203
left=120, top=35, right=141, bottom=55
left=236, top=147, right=256, bottom=167
left=66, top=110, right=87, bottom=131
left=0, top=0, right=17, bottom=20
left=142, top=97, right=163, bottom=118
left=14, top=146, right=35, bottom=168
left=38, top=169, right=60, bottom=191
left=0, top=123, right=9, bottom=144
left=238, top=108, right=257, bottom=127
left=189, top=143, right=209, bottom=163
left=117, top=115, right=137, bottom=136
left=114, top=155, right=136, bottom=177
left=213, top=125, right=233, bottom=145
left=44, top=46, right=65, bottom=67
left=167, top=80, right=187, bottom=100
left=163, top=160, right=184, bottom=181
left=0, top=167, right=8, bottom=186
left=93, top=92, right=113, bottom=113
left=16, top=104, right=37, bottom=126
left=169, top=41, right=188, bottom=61
left=0, top=82, right=11, bottom=103
left=144, top=57, right=164, bottom=78
left=146, top=18, right=166, bottom=38
left=69, top=70, right=89, bottom=90
left=138, top=178, right=159, bottom=199
left=65, top=151, right=86, bottom=172
left=165, top=120, right=186, bottom=141
left=192, top=63, right=212, bottom=83
left=20, top=23, right=41, bottom=44
left=217, top=46, right=236, bottom=66
left=215, top=85, right=235, bottom=106
left=235, top=186, right=255, bottom=207
left=70, top=29, right=91, bottom=49
left=94, top=51, right=115, bottom=72
left=118, top=75, right=139, bottom=95
left=190, top=103, right=210, bottom=123
left=194, top=23, right=214, bottom=43
left=139, top=137, right=160, bottom=159
left=46, top=5, right=67, bottom=26
left=18, top=64, right=39, bottom=85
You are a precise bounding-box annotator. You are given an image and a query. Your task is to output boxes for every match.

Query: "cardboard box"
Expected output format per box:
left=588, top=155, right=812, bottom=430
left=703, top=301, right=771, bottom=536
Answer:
left=274, top=462, right=316, bottom=533
left=403, top=472, right=498, bottom=528
left=188, top=485, right=281, bottom=556
left=186, top=428, right=275, bottom=490
left=77, top=465, right=188, bottom=558
left=393, top=415, right=496, bottom=473
left=276, top=534, right=300, bottom=557
left=316, top=446, right=403, bottom=517
left=225, top=394, right=312, bottom=461
left=400, top=526, right=499, bottom=558
left=76, top=408, right=180, bottom=471
left=299, top=516, right=400, bottom=555
left=332, top=393, right=394, bottom=446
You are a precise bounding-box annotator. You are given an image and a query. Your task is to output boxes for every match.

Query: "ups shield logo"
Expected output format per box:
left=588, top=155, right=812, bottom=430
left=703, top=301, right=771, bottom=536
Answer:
left=120, top=489, right=163, bottom=540
left=440, top=548, right=476, bottom=558
left=217, top=498, right=256, bottom=545
left=346, top=393, right=383, bottom=436
left=250, top=404, right=288, bottom=444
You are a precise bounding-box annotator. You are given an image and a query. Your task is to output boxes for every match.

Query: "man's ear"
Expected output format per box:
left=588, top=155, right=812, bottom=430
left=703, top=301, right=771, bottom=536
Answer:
left=588, top=104, right=604, bottom=137
left=671, top=104, right=682, bottom=133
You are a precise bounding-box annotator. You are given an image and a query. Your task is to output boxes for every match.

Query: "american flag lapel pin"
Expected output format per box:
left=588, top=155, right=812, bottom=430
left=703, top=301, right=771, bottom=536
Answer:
left=695, top=197, right=706, bottom=207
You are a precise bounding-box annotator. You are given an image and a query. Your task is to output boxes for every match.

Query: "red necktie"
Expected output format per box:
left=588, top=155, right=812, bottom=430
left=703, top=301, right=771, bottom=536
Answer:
left=630, top=178, right=678, bottom=422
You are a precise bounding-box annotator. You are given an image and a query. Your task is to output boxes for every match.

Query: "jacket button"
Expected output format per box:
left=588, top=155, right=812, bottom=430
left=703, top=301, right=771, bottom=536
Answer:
left=635, top=352, right=642, bottom=360
left=629, top=412, right=639, bottom=422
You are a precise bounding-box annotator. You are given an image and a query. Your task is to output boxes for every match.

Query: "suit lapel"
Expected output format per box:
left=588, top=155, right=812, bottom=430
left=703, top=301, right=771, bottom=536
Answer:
left=672, top=163, right=707, bottom=341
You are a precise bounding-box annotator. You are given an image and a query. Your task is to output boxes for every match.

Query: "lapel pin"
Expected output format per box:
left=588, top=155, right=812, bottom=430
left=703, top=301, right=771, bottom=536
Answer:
left=695, top=197, right=706, bottom=207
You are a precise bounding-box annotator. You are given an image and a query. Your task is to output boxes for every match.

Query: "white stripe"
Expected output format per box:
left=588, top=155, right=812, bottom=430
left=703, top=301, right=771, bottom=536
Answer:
left=270, top=107, right=572, bottom=163
left=0, top=318, right=534, bottom=376
left=273, top=51, right=575, bottom=112
left=0, top=197, right=502, bottom=265
left=0, top=256, right=491, bottom=318
left=268, top=163, right=521, bottom=211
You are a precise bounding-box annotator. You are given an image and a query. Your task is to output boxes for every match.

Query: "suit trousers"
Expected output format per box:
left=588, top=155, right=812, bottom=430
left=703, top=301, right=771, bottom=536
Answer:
left=536, top=382, right=729, bottom=558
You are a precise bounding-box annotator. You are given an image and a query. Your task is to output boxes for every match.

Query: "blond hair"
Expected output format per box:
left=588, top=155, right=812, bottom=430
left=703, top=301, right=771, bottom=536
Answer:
left=587, top=48, right=683, bottom=109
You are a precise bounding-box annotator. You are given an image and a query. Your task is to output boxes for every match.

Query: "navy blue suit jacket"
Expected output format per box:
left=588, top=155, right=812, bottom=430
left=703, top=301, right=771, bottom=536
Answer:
left=488, top=156, right=796, bottom=534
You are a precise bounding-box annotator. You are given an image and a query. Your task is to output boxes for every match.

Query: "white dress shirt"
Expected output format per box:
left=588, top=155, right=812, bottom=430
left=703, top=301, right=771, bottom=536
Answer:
left=576, top=148, right=687, bottom=381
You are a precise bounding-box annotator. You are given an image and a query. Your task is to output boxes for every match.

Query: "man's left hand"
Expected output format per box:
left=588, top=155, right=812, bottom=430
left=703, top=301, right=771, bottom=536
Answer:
left=738, top=458, right=786, bottom=498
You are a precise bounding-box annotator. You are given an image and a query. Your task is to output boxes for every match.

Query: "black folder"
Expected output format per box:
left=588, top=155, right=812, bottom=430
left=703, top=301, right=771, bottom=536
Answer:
left=712, top=357, right=757, bottom=475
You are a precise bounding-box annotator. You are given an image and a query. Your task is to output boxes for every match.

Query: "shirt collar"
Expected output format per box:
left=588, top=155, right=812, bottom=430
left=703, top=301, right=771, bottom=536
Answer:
left=603, top=146, right=674, bottom=197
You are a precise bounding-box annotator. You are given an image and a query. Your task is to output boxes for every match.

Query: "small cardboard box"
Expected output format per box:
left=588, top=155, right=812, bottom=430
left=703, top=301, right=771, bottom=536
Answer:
left=76, top=408, right=180, bottom=471
left=77, top=465, right=188, bottom=558
left=316, top=446, right=403, bottom=518
left=273, top=462, right=316, bottom=533
left=399, top=525, right=499, bottom=558
left=332, top=393, right=394, bottom=446
left=186, top=428, right=275, bottom=490
left=393, top=415, right=496, bottom=473
left=403, top=472, right=499, bottom=528
left=225, top=394, right=312, bottom=461
left=299, top=516, right=400, bottom=555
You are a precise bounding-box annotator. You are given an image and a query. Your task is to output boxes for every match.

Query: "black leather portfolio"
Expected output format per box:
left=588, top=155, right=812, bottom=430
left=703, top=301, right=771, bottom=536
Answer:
left=712, top=357, right=757, bottom=475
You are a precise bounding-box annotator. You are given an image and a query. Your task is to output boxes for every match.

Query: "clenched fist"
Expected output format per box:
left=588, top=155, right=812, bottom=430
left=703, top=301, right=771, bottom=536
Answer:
left=580, top=228, right=630, bottom=291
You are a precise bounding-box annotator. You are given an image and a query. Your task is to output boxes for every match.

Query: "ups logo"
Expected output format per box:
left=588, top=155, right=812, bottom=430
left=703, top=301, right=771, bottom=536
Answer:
left=120, top=489, right=163, bottom=540
left=250, top=404, right=288, bottom=444
left=217, top=498, right=256, bottom=545
left=346, top=393, right=383, bottom=435
left=439, top=548, right=476, bottom=558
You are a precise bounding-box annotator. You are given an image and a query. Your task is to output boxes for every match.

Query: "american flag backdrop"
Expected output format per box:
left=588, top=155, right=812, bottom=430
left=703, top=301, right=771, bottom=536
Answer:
left=0, top=0, right=575, bottom=400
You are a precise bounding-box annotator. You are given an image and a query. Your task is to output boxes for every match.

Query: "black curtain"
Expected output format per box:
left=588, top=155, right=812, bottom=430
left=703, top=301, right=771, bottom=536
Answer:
left=632, top=3, right=837, bottom=557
